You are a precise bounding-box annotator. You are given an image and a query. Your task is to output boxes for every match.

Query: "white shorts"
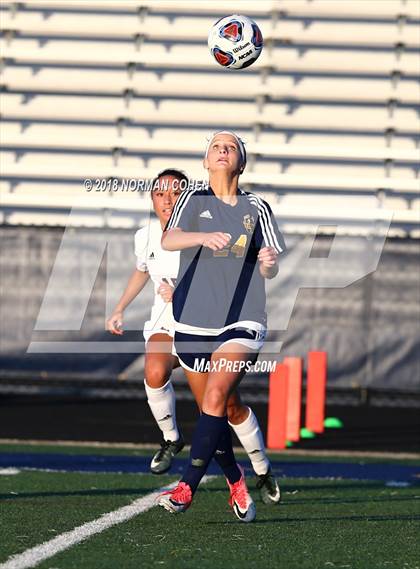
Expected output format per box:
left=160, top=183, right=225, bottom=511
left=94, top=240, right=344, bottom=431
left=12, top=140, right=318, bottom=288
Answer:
left=143, top=301, right=176, bottom=349
left=143, top=325, right=173, bottom=343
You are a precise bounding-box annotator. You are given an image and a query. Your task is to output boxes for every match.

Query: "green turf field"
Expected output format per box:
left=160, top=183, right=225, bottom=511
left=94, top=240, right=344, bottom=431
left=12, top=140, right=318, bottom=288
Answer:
left=1, top=444, right=419, bottom=569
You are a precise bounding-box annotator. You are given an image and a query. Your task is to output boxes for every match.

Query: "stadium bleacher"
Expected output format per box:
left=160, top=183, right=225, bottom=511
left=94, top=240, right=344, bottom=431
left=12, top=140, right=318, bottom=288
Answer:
left=0, top=0, right=419, bottom=233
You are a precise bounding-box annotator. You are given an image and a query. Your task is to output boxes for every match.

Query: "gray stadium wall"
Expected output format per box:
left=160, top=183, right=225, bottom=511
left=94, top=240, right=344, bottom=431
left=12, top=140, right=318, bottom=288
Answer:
left=0, top=224, right=419, bottom=390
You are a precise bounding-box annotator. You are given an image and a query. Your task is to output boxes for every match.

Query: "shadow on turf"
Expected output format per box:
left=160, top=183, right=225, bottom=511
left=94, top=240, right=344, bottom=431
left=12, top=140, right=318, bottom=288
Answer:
left=274, top=482, right=418, bottom=491
left=0, top=487, right=153, bottom=500
left=281, top=495, right=418, bottom=506
left=201, top=481, right=416, bottom=494
left=207, top=513, right=420, bottom=525
left=3, top=480, right=417, bottom=502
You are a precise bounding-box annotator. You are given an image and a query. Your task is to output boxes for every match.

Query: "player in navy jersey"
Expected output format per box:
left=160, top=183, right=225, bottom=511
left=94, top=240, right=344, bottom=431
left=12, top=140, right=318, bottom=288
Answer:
left=107, top=168, right=281, bottom=506
left=157, top=131, right=284, bottom=522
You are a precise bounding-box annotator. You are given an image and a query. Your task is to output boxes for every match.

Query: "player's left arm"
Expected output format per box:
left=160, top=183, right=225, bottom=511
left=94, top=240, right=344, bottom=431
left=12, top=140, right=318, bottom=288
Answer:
left=157, top=278, right=175, bottom=303
left=258, top=246, right=279, bottom=279
left=161, top=189, right=201, bottom=251
left=255, top=198, right=285, bottom=279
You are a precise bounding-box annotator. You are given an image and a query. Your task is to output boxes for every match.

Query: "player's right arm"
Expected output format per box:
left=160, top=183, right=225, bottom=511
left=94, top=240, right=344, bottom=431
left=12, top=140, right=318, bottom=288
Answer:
left=107, top=226, right=151, bottom=335
left=162, top=227, right=230, bottom=252
left=107, top=269, right=150, bottom=335
left=161, top=190, right=230, bottom=252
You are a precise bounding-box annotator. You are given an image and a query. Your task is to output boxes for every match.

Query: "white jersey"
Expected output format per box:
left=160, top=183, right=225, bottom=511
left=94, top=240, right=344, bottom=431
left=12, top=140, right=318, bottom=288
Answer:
left=134, top=219, right=179, bottom=340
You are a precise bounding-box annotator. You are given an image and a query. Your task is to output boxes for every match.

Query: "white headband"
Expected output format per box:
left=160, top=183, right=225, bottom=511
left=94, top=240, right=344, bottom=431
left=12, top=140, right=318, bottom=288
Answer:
left=205, top=130, right=247, bottom=166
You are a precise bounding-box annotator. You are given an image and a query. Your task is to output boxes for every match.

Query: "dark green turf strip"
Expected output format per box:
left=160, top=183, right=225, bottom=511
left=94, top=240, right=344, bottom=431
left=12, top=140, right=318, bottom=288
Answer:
left=0, top=443, right=154, bottom=457
left=0, top=470, right=176, bottom=563
left=27, top=477, right=420, bottom=569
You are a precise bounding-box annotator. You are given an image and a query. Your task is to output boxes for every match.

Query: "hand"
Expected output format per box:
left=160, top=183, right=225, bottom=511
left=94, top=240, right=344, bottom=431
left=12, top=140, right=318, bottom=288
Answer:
left=158, top=281, right=174, bottom=303
left=258, top=246, right=278, bottom=267
left=106, top=310, right=124, bottom=335
left=201, top=232, right=231, bottom=251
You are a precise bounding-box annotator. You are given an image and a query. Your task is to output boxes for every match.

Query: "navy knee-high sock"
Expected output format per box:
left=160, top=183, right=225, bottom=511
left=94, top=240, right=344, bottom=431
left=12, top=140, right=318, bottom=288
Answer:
left=214, top=424, right=242, bottom=484
left=181, top=412, right=230, bottom=494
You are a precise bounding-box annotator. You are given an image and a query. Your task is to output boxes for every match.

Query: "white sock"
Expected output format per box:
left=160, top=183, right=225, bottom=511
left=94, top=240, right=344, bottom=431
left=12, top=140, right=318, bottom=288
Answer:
left=144, top=379, right=179, bottom=442
left=230, top=407, right=270, bottom=476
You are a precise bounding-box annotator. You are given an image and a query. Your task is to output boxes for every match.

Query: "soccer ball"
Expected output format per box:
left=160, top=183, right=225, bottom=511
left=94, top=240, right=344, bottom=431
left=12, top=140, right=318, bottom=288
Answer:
left=208, top=14, right=263, bottom=70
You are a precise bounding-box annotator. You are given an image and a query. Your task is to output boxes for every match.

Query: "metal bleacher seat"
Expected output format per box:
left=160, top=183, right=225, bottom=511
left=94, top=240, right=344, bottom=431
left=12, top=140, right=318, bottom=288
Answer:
left=1, top=9, right=419, bottom=47
left=10, top=1, right=420, bottom=20
left=0, top=0, right=419, bottom=232
left=2, top=178, right=417, bottom=229
left=143, top=0, right=420, bottom=20
left=1, top=63, right=419, bottom=106
left=0, top=36, right=420, bottom=76
left=2, top=149, right=418, bottom=195
left=1, top=93, right=418, bottom=133
left=2, top=121, right=419, bottom=164
left=250, top=0, right=420, bottom=19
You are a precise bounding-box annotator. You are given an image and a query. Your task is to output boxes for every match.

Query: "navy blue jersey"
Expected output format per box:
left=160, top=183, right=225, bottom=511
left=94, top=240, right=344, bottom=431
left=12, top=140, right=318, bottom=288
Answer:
left=165, top=187, right=285, bottom=331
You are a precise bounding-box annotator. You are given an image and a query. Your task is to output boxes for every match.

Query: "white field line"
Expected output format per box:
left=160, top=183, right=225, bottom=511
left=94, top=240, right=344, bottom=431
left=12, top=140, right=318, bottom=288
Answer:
left=0, top=476, right=215, bottom=569
left=0, top=468, right=20, bottom=475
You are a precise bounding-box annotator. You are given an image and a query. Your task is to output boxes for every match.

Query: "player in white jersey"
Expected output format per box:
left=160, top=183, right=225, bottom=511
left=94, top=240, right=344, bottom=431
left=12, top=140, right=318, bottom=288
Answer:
left=107, top=169, right=186, bottom=470
left=134, top=217, right=179, bottom=346
left=107, top=169, right=280, bottom=505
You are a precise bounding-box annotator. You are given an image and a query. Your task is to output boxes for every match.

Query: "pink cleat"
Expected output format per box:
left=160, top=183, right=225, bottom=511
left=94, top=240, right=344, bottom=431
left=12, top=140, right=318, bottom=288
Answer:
left=156, top=481, right=193, bottom=514
left=226, top=465, right=256, bottom=522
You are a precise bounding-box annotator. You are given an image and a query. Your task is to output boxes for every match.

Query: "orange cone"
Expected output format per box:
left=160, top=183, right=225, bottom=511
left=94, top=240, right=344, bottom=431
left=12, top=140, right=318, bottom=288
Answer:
left=283, top=357, right=302, bottom=442
left=267, top=363, right=288, bottom=450
left=305, top=351, right=327, bottom=434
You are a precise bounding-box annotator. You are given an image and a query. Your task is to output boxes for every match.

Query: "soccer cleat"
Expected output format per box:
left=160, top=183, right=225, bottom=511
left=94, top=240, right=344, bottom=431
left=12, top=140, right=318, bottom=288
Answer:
left=226, top=464, right=256, bottom=523
left=156, top=481, right=192, bottom=514
left=150, top=435, right=185, bottom=475
left=256, top=468, right=281, bottom=505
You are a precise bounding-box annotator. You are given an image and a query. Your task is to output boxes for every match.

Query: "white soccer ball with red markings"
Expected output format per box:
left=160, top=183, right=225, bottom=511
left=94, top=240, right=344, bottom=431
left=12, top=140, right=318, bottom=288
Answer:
left=208, top=14, right=263, bottom=70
